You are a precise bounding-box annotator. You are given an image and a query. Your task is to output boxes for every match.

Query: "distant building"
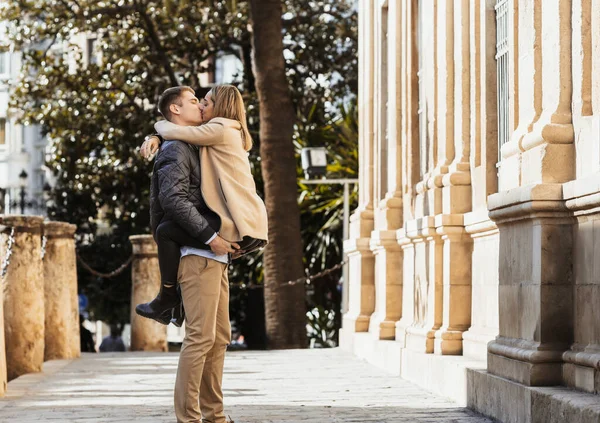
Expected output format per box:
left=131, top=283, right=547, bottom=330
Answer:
left=0, top=22, right=49, bottom=215
left=0, top=21, right=242, bottom=217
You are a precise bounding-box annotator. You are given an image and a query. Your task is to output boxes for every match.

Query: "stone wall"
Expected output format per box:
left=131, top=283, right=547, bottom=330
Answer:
left=342, top=0, right=499, bottom=364
left=344, top=0, right=600, bottom=420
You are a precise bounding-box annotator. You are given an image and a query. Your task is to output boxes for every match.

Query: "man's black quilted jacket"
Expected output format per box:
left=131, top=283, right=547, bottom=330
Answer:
left=149, top=140, right=220, bottom=245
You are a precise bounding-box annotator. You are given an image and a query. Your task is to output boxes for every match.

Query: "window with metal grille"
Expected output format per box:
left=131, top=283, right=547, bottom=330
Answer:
left=495, top=0, right=510, bottom=162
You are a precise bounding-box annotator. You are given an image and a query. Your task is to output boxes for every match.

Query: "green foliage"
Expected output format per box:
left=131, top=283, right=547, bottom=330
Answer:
left=297, top=101, right=358, bottom=346
left=75, top=232, right=133, bottom=324
left=1, top=0, right=357, bottom=325
left=306, top=306, right=337, bottom=348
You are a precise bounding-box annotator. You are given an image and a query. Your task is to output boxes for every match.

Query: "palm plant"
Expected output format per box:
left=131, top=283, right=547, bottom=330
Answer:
left=296, top=100, right=358, bottom=346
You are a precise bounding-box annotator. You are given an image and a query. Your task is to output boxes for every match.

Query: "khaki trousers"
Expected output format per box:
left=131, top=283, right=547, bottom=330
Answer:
left=175, top=255, right=231, bottom=423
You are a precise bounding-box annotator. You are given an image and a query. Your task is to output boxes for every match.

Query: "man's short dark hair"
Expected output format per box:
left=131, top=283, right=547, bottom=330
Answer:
left=158, top=86, right=195, bottom=121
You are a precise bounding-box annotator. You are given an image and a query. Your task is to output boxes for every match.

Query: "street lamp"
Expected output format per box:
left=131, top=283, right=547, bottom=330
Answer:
left=301, top=147, right=328, bottom=179
left=300, top=147, right=358, bottom=314
left=18, top=169, right=28, bottom=215
left=9, top=170, right=51, bottom=216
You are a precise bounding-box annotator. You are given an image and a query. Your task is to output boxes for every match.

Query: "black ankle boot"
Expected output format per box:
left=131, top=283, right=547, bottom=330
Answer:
left=170, top=285, right=185, bottom=327
left=135, top=284, right=180, bottom=325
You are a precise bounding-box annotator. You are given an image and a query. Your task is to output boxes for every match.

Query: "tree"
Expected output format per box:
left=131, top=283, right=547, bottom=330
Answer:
left=249, top=0, right=306, bottom=349
left=1, top=0, right=357, bottom=340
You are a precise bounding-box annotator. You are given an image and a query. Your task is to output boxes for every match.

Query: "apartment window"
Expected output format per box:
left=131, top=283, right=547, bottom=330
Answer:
left=0, top=118, right=6, bottom=145
left=87, top=38, right=98, bottom=65
left=0, top=52, right=8, bottom=76
left=495, top=0, right=510, bottom=162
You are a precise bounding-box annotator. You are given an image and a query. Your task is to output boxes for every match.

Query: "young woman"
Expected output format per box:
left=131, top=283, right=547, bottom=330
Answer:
left=137, top=84, right=268, bottom=323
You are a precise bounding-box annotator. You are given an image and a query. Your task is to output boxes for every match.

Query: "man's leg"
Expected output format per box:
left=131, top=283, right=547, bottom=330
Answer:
left=174, top=255, right=226, bottom=423
left=199, top=265, right=231, bottom=423
left=136, top=221, right=210, bottom=324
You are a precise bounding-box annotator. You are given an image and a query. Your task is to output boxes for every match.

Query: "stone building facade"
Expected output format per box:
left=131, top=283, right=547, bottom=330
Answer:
left=341, top=1, right=600, bottom=421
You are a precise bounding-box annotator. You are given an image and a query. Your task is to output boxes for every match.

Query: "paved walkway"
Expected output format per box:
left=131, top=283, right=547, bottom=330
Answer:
left=0, top=349, right=493, bottom=423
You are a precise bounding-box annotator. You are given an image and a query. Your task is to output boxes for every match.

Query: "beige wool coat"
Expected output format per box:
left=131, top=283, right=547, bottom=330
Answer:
left=155, top=117, right=268, bottom=244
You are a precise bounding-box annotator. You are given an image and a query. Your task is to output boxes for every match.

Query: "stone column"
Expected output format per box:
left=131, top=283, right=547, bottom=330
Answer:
left=0, top=222, right=8, bottom=395
left=395, top=233, right=415, bottom=346
left=461, top=0, right=500, bottom=361
left=520, top=0, right=574, bottom=182
left=487, top=186, right=574, bottom=386
left=368, top=232, right=402, bottom=339
left=404, top=219, right=443, bottom=353
left=434, top=2, right=474, bottom=356
left=1, top=216, right=45, bottom=381
left=367, top=0, right=404, bottom=341
left=43, top=222, right=77, bottom=361
left=341, top=0, right=376, bottom=339
left=434, top=216, right=473, bottom=355
left=129, top=235, right=167, bottom=352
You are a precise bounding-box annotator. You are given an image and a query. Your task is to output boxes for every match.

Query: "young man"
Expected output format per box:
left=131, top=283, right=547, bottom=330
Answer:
left=140, top=86, right=236, bottom=423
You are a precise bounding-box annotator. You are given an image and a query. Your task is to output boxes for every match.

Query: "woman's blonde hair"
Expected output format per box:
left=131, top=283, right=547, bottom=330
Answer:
left=209, top=84, right=253, bottom=151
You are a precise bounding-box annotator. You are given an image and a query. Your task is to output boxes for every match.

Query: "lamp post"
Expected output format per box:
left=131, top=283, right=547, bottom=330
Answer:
left=18, top=169, right=28, bottom=215
left=300, top=147, right=358, bottom=314
left=9, top=170, right=52, bottom=216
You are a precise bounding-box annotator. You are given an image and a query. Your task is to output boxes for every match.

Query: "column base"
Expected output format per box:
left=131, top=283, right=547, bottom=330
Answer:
left=342, top=313, right=371, bottom=333
left=395, top=318, right=411, bottom=348
left=368, top=318, right=396, bottom=340
left=462, top=329, right=496, bottom=361
left=487, top=338, right=565, bottom=386
left=405, top=326, right=436, bottom=353
left=562, top=345, right=600, bottom=394
left=434, top=328, right=464, bottom=355
left=468, top=368, right=600, bottom=423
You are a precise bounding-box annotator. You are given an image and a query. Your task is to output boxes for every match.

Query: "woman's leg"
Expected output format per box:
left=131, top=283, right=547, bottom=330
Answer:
left=155, top=220, right=207, bottom=285
left=136, top=220, right=210, bottom=323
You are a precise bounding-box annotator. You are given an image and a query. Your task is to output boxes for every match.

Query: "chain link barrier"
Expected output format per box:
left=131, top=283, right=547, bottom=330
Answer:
left=1, top=228, right=15, bottom=279
left=1, top=226, right=347, bottom=287
left=76, top=253, right=134, bottom=279
left=40, top=235, right=47, bottom=261
left=230, top=258, right=348, bottom=291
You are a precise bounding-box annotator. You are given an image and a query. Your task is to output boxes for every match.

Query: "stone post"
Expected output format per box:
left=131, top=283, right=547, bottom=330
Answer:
left=1, top=216, right=45, bottom=381
left=129, top=235, right=167, bottom=352
left=69, top=235, right=80, bottom=359
left=43, top=222, right=77, bottom=361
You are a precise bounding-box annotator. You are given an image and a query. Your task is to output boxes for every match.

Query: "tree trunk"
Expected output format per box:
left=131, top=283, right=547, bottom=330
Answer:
left=249, top=0, right=306, bottom=349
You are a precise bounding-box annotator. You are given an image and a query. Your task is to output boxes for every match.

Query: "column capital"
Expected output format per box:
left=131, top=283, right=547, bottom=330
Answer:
left=43, top=222, right=76, bottom=239
left=0, top=216, right=44, bottom=233
left=129, top=235, right=158, bottom=256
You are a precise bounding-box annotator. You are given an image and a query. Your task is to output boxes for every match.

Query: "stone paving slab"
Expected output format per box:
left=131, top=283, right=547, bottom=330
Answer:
left=0, top=348, right=493, bottom=423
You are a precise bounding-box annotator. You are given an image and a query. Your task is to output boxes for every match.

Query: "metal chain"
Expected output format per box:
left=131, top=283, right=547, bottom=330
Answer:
left=0, top=227, right=347, bottom=288
left=230, top=258, right=348, bottom=291
left=76, top=253, right=134, bottom=279
left=40, top=235, right=47, bottom=261
left=1, top=228, right=15, bottom=279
